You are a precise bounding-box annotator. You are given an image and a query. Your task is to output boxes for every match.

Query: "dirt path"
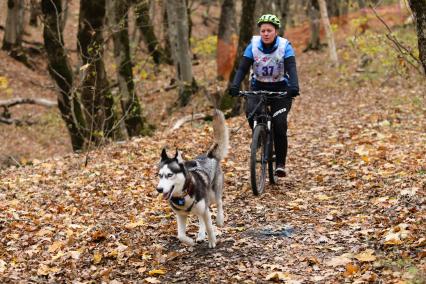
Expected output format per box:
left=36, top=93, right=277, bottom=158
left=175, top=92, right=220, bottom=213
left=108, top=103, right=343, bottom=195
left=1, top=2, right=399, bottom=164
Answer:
left=0, top=50, right=424, bottom=283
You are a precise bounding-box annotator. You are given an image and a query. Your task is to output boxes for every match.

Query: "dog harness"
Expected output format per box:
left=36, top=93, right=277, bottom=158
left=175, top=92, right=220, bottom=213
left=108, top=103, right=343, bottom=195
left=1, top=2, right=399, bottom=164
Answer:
left=169, top=175, right=196, bottom=212
left=170, top=197, right=196, bottom=212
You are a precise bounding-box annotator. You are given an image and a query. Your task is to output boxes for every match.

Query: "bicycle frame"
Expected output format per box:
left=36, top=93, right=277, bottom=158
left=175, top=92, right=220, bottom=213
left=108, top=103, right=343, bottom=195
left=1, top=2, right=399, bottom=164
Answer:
left=237, top=91, right=291, bottom=194
left=240, top=90, right=290, bottom=140
left=240, top=91, right=290, bottom=125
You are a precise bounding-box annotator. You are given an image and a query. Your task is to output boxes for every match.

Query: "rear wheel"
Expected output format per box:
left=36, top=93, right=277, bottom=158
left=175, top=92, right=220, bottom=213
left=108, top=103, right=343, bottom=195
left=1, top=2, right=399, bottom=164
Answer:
left=250, top=125, right=267, bottom=196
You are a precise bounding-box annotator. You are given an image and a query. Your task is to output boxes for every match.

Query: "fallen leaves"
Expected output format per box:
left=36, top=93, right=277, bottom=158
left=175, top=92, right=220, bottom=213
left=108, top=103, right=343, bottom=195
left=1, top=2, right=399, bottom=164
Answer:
left=144, top=277, right=161, bottom=283
left=383, top=223, right=411, bottom=245
left=343, top=263, right=360, bottom=277
left=125, top=219, right=145, bottom=229
left=93, top=252, right=103, bottom=264
left=0, top=260, right=6, bottom=273
left=37, top=264, right=60, bottom=276
left=355, top=249, right=377, bottom=262
left=148, top=269, right=166, bottom=276
left=326, top=254, right=353, bottom=267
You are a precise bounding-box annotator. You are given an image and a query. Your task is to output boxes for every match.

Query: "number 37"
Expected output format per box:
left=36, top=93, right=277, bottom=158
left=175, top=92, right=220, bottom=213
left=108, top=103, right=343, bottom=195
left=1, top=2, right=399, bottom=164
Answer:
left=262, top=66, right=274, bottom=76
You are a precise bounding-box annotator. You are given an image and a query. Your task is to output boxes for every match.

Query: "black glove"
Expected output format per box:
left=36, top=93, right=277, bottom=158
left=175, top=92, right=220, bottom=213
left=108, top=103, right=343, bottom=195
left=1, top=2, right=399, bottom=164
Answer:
left=288, top=89, right=300, bottom=98
left=228, top=85, right=240, bottom=97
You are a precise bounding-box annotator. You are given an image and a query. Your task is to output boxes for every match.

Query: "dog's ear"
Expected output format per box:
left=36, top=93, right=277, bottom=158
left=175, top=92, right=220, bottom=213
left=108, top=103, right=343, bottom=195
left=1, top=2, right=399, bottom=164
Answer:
left=175, top=149, right=184, bottom=164
left=161, top=148, right=169, bottom=161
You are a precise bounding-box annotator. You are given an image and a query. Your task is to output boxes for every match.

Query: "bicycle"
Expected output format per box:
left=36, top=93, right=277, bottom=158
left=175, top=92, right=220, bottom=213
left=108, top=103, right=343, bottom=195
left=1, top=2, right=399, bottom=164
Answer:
left=236, top=90, right=292, bottom=196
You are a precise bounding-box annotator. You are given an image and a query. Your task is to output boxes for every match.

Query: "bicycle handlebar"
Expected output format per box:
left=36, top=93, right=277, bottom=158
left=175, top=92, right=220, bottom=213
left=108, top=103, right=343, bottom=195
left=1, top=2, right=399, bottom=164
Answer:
left=237, top=90, right=290, bottom=98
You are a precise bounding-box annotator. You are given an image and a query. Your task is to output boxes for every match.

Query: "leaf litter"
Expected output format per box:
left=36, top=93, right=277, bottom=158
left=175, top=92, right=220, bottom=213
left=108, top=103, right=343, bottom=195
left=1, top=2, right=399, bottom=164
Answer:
left=0, top=51, right=425, bottom=283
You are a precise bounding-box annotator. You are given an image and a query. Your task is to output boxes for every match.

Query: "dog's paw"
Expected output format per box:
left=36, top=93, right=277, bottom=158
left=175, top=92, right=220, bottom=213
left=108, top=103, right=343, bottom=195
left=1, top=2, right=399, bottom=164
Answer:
left=216, top=215, right=224, bottom=227
left=179, top=236, right=195, bottom=246
left=196, top=232, right=206, bottom=243
left=208, top=235, right=217, bottom=248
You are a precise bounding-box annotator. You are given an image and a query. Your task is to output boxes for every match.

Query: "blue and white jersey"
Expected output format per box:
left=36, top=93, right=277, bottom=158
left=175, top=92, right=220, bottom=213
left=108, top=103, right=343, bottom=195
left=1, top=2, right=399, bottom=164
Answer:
left=243, top=36, right=295, bottom=83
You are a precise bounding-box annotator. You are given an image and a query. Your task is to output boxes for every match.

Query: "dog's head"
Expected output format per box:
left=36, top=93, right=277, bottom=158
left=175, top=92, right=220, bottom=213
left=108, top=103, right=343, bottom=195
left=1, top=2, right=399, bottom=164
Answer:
left=156, top=148, right=186, bottom=200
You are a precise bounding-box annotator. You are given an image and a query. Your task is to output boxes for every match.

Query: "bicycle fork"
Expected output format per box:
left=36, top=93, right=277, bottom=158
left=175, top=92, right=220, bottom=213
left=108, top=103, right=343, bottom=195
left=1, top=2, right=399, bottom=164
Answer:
left=265, top=118, right=273, bottom=163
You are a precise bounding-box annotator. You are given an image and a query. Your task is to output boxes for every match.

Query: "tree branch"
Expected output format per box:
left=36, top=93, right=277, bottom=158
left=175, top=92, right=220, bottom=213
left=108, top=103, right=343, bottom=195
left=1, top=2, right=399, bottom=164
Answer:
left=168, top=113, right=209, bottom=133
left=370, top=4, right=422, bottom=73
left=0, top=98, right=57, bottom=108
left=0, top=116, right=35, bottom=126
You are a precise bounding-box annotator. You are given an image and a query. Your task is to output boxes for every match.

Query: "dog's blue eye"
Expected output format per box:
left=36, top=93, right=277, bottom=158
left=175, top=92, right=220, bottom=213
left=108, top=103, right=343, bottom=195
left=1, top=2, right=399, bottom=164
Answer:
left=167, top=173, right=174, bottom=178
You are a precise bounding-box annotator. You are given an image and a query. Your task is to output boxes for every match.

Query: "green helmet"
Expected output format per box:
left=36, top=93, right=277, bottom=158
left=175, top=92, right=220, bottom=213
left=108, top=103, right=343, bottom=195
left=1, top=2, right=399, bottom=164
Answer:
left=257, top=14, right=281, bottom=28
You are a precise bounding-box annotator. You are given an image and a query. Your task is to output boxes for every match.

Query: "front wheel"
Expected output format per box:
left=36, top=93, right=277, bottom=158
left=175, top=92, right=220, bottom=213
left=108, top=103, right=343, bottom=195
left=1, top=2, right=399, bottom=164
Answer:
left=250, top=125, right=267, bottom=196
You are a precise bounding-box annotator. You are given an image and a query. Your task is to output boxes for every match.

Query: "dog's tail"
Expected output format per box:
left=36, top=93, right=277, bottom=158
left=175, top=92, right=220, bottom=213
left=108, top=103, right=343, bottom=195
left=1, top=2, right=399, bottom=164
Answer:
left=207, top=109, right=229, bottom=161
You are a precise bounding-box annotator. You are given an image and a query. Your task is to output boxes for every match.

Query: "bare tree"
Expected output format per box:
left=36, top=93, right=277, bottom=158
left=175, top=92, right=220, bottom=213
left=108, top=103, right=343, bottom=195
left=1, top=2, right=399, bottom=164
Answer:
left=358, top=0, right=366, bottom=9
left=319, top=0, right=339, bottom=66
left=3, top=0, right=25, bottom=59
left=29, top=0, right=41, bottom=26
left=217, top=0, right=237, bottom=80
left=162, top=2, right=173, bottom=63
left=221, top=0, right=257, bottom=115
left=408, top=0, right=426, bottom=74
left=166, top=0, right=196, bottom=106
left=279, top=0, right=290, bottom=34
left=134, top=0, right=170, bottom=64
left=41, top=0, right=86, bottom=150
left=78, top=0, right=120, bottom=142
left=108, top=0, right=147, bottom=137
left=304, top=0, right=321, bottom=51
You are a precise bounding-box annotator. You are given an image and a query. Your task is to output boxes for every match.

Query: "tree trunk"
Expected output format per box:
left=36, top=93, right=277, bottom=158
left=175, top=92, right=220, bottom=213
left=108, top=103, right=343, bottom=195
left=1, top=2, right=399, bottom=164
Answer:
left=3, top=0, right=25, bottom=58
left=279, top=0, right=290, bottom=34
left=339, top=0, right=349, bottom=16
left=304, top=0, right=321, bottom=51
left=162, top=3, right=173, bottom=63
left=108, top=0, right=147, bottom=137
left=41, top=0, right=86, bottom=151
left=186, top=0, right=193, bottom=46
left=217, top=0, right=237, bottom=81
left=408, top=0, right=426, bottom=75
left=358, top=0, right=366, bottom=9
left=221, top=0, right=257, bottom=115
left=60, top=0, right=69, bottom=31
left=326, top=0, right=339, bottom=18
left=134, top=0, right=169, bottom=64
left=166, top=0, right=195, bottom=106
left=318, top=0, right=339, bottom=66
left=78, top=0, right=119, bottom=142
left=30, top=0, right=41, bottom=26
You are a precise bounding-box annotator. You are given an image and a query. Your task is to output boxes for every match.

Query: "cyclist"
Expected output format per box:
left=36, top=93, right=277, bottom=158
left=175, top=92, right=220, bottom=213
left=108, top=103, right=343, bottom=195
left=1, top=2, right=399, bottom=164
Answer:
left=229, top=14, right=300, bottom=178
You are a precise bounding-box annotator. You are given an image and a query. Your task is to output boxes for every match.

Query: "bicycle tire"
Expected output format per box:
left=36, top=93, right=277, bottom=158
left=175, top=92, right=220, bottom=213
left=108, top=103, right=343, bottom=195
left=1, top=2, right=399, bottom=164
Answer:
left=267, top=130, right=276, bottom=185
left=250, top=125, right=267, bottom=196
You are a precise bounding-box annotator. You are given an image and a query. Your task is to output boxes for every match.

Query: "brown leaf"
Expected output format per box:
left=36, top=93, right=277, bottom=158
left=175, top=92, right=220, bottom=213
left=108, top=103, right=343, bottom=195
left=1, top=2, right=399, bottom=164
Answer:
left=144, top=277, right=161, bottom=283
left=355, top=249, right=376, bottom=262
left=343, top=263, right=360, bottom=277
left=148, top=269, right=166, bottom=276
left=91, top=230, right=107, bottom=242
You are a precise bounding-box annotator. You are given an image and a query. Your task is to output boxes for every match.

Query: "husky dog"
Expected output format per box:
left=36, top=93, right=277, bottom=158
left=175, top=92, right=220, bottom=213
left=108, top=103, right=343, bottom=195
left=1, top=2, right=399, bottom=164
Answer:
left=156, top=109, right=229, bottom=248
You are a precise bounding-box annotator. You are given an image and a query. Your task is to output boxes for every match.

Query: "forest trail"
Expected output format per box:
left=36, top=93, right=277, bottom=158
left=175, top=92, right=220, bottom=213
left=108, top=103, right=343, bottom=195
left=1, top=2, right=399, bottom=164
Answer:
left=0, top=48, right=424, bottom=282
